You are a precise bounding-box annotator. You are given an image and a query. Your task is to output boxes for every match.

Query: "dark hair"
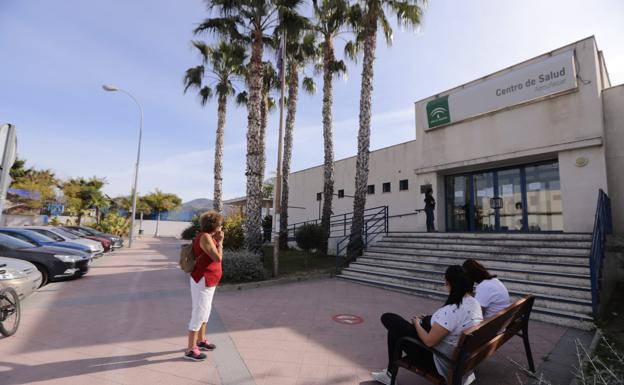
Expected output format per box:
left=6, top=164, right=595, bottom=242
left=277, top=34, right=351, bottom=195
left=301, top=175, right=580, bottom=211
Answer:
left=426, top=188, right=433, bottom=195
left=199, top=211, right=224, bottom=233
left=462, top=259, right=497, bottom=285
left=443, top=265, right=472, bottom=308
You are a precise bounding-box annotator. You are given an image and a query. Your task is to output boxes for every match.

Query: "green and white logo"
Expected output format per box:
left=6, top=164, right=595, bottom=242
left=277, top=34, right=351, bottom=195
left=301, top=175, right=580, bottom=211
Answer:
left=426, top=96, right=451, bottom=128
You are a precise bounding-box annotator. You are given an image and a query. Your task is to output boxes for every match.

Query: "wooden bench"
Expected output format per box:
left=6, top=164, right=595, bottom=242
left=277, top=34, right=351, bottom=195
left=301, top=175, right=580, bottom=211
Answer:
left=390, top=295, right=536, bottom=385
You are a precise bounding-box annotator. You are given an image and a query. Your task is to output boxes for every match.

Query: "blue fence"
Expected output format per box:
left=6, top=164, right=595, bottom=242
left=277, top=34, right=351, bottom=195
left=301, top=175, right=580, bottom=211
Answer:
left=589, top=189, right=612, bottom=319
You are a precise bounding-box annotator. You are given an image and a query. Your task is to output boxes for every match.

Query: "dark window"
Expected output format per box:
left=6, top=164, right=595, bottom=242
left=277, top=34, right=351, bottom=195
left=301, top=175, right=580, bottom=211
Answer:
left=382, top=182, right=391, bottom=193
left=367, top=185, right=375, bottom=195
left=400, top=179, right=409, bottom=191
left=316, top=192, right=322, bottom=201
left=338, top=189, right=344, bottom=198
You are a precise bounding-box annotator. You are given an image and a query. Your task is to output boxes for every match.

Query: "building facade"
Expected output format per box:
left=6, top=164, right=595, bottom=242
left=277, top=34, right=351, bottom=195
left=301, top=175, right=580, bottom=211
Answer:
left=287, top=37, right=624, bottom=245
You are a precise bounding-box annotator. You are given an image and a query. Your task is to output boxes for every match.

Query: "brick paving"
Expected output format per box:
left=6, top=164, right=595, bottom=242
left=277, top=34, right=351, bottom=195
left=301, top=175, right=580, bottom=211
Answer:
left=0, top=238, right=576, bottom=385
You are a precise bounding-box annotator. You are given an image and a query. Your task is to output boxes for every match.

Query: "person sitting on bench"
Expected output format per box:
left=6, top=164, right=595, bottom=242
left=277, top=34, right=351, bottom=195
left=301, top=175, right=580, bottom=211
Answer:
left=371, top=265, right=483, bottom=385
left=462, top=259, right=510, bottom=319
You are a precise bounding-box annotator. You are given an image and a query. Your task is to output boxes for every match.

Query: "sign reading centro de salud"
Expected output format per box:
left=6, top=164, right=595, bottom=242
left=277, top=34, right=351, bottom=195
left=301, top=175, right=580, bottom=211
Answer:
left=425, top=50, right=578, bottom=129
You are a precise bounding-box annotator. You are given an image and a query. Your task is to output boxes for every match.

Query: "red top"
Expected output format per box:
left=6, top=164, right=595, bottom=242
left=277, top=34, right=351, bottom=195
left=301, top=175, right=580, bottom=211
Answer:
left=190, top=232, right=222, bottom=287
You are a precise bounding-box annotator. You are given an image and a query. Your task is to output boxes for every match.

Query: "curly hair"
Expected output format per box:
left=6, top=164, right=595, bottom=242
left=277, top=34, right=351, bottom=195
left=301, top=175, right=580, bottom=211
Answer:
left=199, top=211, right=224, bottom=233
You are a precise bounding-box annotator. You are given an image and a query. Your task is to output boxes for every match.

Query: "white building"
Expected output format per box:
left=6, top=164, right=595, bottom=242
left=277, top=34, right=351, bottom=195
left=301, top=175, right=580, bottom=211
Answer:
left=286, top=37, right=624, bottom=249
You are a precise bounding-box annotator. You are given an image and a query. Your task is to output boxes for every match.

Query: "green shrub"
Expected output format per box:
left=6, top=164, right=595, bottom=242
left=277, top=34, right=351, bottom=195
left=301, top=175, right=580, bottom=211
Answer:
left=221, top=250, right=267, bottom=283
left=48, top=217, right=61, bottom=226
left=91, top=213, right=129, bottom=236
left=262, top=215, right=272, bottom=242
left=295, top=223, right=324, bottom=252
left=223, top=213, right=244, bottom=250
left=181, top=216, right=200, bottom=240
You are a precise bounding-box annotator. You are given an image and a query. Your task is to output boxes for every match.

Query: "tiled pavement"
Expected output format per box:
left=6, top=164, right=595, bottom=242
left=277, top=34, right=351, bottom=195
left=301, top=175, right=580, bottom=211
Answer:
left=0, top=238, right=585, bottom=385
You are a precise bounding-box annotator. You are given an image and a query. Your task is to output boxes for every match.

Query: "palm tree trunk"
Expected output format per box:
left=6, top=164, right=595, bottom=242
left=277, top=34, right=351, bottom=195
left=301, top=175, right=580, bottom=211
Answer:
left=213, top=94, right=227, bottom=213
left=348, top=20, right=377, bottom=259
left=320, top=36, right=336, bottom=256
left=279, top=61, right=299, bottom=250
left=244, top=28, right=265, bottom=253
left=155, top=211, right=161, bottom=237
left=259, top=95, right=268, bottom=190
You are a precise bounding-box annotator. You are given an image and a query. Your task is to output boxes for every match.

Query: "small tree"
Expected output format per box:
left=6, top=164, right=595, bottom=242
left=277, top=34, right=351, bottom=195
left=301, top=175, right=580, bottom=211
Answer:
left=295, top=223, right=324, bottom=268
left=143, top=189, right=182, bottom=237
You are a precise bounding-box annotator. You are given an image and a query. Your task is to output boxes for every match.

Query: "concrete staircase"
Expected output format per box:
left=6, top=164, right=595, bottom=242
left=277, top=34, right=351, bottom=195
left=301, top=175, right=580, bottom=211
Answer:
left=337, top=232, right=594, bottom=329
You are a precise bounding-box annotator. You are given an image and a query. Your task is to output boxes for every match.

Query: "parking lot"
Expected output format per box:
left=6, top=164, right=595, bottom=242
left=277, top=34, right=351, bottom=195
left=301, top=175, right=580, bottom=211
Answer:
left=0, top=238, right=588, bottom=385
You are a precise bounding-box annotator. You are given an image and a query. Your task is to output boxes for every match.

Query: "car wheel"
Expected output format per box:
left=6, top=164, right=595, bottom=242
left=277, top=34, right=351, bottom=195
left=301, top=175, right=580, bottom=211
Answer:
left=34, top=265, right=49, bottom=287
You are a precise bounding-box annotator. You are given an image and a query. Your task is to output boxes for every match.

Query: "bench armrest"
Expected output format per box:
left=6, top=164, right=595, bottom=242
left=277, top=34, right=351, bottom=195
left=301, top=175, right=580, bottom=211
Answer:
left=393, top=336, right=454, bottom=366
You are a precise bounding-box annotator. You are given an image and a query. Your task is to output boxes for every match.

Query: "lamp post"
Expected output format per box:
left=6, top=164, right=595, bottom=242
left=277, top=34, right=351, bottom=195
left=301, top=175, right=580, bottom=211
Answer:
left=102, top=84, right=143, bottom=248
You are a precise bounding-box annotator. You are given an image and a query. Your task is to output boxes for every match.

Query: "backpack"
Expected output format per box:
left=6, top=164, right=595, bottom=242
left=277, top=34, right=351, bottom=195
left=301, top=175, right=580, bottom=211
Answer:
left=179, top=242, right=196, bottom=273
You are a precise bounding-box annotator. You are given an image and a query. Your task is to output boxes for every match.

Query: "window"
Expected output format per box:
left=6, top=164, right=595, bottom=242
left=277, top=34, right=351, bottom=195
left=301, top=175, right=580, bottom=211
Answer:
left=382, top=182, right=391, bottom=193
left=399, top=179, right=409, bottom=191
left=367, top=185, right=375, bottom=195
left=316, top=192, right=322, bottom=201
left=338, top=189, right=344, bottom=198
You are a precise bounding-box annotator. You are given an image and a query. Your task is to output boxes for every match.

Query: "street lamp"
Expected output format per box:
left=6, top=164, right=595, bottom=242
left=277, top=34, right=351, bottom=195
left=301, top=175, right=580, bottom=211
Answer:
left=102, top=84, right=143, bottom=248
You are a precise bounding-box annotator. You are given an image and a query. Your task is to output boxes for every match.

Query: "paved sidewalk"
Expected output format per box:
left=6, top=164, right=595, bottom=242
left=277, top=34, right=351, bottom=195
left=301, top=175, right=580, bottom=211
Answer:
left=0, top=238, right=583, bottom=385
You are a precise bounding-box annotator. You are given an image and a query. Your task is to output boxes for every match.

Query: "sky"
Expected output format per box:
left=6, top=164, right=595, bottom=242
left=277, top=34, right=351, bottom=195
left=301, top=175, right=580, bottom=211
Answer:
left=1, top=0, right=623, bottom=203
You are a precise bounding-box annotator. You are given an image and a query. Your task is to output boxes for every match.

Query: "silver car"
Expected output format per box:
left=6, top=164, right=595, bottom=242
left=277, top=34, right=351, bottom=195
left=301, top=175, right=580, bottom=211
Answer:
left=26, top=226, right=104, bottom=258
left=0, top=257, right=42, bottom=300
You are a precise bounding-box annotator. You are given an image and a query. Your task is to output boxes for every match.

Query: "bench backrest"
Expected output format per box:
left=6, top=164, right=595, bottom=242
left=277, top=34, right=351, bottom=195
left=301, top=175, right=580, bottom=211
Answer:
left=447, top=295, right=535, bottom=382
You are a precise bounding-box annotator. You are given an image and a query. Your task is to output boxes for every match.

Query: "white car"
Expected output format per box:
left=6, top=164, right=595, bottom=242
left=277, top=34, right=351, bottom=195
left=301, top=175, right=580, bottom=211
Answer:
left=26, top=226, right=104, bottom=258
left=0, top=257, right=43, bottom=300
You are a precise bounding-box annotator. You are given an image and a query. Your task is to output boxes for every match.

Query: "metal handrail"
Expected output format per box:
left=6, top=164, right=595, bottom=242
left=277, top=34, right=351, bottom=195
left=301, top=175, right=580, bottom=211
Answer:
left=335, top=206, right=389, bottom=271
left=589, top=189, right=612, bottom=319
left=287, top=205, right=389, bottom=240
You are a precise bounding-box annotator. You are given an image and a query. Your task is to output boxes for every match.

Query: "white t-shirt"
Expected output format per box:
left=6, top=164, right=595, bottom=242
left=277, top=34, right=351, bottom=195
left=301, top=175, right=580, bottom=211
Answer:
left=474, top=278, right=510, bottom=319
left=431, top=296, right=483, bottom=385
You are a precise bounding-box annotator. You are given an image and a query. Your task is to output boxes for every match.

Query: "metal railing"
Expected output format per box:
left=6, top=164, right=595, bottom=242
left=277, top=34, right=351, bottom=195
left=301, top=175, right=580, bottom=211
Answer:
left=589, top=189, right=612, bottom=319
left=287, top=205, right=389, bottom=240
left=335, top=206, right=388, bottom=271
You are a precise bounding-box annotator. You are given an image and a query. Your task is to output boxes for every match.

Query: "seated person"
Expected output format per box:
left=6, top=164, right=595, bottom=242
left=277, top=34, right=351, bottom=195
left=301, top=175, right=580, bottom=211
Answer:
left=371, top=265, right=483, bottom=385
left=462, top=259, right=510, bottom=319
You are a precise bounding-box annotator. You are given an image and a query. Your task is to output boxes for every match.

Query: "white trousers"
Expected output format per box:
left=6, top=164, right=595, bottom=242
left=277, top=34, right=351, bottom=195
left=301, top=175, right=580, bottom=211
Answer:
left=188, top=276, right=216, bottom=331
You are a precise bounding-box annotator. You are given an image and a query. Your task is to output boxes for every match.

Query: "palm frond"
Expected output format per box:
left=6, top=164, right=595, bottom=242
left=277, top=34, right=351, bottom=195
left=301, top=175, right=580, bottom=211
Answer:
left=236, top=91, right=248, bottom=106
left=302, top=76, right=316, bottom=94
left=199, top=86, right=214, bottom=106
left=183, top=66, right=205, bottom=93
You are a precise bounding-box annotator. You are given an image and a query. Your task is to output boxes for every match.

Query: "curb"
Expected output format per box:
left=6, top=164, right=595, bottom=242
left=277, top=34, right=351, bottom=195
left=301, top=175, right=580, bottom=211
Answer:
left=217, top=272, right=334, bottom=292
left=569, top=328, right=603, bottom=385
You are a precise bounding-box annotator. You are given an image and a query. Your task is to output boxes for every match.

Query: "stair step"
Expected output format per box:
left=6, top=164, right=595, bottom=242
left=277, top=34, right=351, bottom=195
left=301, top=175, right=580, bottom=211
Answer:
left=374, top=241, right=589, bottom=256
left=341, top=270, right=592, bottom=314
left=380, top=236, right=592, bottom=249
left=387, top=232, right=592, bottom=241
left=361, top=252, right=589, bottom=274
left=348, top=264, right=591, bottom=297
left=367, top=246, right=589, bottom=264
left=352, top=260, right=590, bottom=287
left=343, top=264, right=591, bottom=300
left=336, top=275, right=594, bottom=329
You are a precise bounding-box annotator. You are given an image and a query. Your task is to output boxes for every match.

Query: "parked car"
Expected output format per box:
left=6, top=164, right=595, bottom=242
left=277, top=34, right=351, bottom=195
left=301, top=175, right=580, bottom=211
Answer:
left=0, top=233, right=90, bottom=286
left=0, top=257, right=42, bottom=300
left=26, top=227, right=104, bottom=258
left=64, top=226, right=123, bottom=249
left=0, top=228, right=95, bottom=256
left=59, top=227, right=112, bottom=252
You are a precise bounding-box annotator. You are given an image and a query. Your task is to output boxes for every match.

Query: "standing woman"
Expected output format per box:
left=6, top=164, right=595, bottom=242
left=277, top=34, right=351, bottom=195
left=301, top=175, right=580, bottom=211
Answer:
left=424, top=188, right=436, bottom=232
left=185, top=211, right=224, bottom=361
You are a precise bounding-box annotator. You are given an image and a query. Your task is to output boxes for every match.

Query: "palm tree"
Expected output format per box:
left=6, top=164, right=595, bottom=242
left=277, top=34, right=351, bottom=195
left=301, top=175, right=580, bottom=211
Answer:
left=347, top=0, right=424, bottom=258
left=312, top=0, right=351, bottom=255
left=195, top=0, right=306, bottom=253
left=143, top=189, right=182, bottom=237
left=184, top=41, right=246, bottom=214
left=278, top=31, right=318, bottom=250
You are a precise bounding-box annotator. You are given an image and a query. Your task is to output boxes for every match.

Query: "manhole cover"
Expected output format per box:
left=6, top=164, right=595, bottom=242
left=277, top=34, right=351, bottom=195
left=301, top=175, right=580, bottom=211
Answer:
left=332, top=314, right=364, bottom=325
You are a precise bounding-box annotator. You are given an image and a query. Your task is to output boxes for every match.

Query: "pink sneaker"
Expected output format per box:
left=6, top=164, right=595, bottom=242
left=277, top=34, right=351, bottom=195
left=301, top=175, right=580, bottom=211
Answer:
left=197, top=339, right=216, bottom=351
left=184, top=346, right=207, bottom=361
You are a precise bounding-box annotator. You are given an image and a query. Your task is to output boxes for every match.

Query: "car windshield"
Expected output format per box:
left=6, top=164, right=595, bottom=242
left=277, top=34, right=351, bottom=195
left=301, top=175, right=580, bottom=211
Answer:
left=62, top=228, right=85, bottom=237
left=31, top=229, right=65, bottom=242
left=14, top=229, right=57, bottom=243
left=53, top=228, right=79, bottom=240
left=82, top=227, right=102, bottom=236
left=0, top=233, right=35, bottom=250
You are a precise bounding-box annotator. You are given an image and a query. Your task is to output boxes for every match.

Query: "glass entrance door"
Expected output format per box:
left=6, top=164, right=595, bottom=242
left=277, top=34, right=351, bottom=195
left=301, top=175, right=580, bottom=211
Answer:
left=444, top=161, right=561, bottom=232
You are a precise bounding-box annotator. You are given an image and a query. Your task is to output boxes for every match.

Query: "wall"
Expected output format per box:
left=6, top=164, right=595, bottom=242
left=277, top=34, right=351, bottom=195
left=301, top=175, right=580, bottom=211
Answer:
left=603, top=85, right=624, bottom=234
left=287, top=141, right=421, bottom=235
left=133, top=219, right=191, bottom=238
